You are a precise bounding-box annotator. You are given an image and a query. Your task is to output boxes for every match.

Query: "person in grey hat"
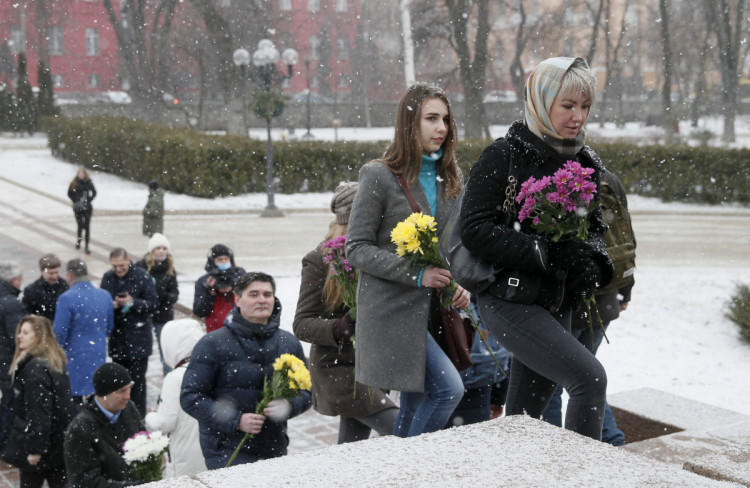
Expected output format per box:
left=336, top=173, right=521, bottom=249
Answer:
left=294, top=182, right=399, bottom=444
left=64, top=362, right=146, bottom=487
left=53, top=259, right=115, bottom=405
left=142, top=179, right=164, bottom=237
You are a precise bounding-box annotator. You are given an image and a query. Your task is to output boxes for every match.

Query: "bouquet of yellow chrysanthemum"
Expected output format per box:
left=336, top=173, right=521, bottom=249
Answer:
left=391, top=212, right=505, bottom=376
left=226, top=354, right=311, bottom=467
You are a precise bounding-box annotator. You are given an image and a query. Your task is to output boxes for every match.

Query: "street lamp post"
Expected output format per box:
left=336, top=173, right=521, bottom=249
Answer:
left=234, top=40, right=297, bottom=217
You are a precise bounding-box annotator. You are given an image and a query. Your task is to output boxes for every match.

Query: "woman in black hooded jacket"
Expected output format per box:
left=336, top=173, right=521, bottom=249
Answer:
left=460, top=57, right=613, bottom=441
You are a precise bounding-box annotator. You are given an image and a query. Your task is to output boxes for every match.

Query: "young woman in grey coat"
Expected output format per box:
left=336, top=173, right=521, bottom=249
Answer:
left=346, top=83, right=470, bottom=438
left=294, top=182, right=398, bottom=443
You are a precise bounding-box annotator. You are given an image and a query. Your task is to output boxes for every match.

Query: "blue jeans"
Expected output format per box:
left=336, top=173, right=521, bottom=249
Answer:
left=393, top=333, right=464, bottom=437
left=542, top=323, right=625, bottom=446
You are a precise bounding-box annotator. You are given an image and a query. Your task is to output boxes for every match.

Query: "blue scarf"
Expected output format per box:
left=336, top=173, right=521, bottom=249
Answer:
left=419, top=149, right=442, bottom=215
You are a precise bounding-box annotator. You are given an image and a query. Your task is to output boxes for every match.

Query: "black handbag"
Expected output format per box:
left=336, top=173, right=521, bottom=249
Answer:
left=438, top=156, right=518, bottom=294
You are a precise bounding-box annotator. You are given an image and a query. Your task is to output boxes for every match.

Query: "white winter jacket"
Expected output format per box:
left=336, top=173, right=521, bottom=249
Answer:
left=145, top=319, right=207, bottom=478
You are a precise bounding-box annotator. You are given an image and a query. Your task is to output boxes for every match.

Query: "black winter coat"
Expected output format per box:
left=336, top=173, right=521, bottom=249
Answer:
left=134, top=258, right=178, bottom=325
left=0, top=280, right=26, bottom=391
left=68, top=178, right=96, bottom=215
left=181, top=305, right=311, bottom=468
left=2, top=356, right=75, bottom=472
left=22, top=277, right=69, bottom=320
left=64, top=397, right=145, bottom=488
left=461, top=121, right=613, bottom=311
left=100, top=263, right=158, bottom=361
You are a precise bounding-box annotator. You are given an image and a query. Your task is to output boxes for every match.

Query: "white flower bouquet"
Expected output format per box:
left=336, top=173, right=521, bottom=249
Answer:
left=122, top=430, right=169, bottom=482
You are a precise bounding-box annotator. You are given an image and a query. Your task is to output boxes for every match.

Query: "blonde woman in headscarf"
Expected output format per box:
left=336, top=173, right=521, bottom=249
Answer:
left=460, top=57, right=614, bottom=440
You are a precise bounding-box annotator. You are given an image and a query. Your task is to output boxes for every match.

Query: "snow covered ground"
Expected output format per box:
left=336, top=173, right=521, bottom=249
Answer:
left=2, top=116, right=750, bottom=421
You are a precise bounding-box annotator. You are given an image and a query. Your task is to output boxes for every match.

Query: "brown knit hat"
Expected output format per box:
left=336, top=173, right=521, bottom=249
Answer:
left=330, top=182, right=359, bottom=225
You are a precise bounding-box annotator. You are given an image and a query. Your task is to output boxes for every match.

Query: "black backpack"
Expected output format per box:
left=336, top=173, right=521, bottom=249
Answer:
left=598, top=172, right=636, bottom=295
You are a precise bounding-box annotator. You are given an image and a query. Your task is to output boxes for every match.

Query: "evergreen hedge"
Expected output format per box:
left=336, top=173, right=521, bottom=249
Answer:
left=45, top=116, right=750, bottom=205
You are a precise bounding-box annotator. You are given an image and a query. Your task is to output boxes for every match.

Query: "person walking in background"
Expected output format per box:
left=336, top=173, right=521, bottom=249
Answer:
left=142, top=180, right=164, bottom=237
left=54, top=258, right=115, bottom=405
left=192, top=244, right=245, bottom=333
left=67, top=167, right=96, bottom=254
left=460, top=57, right=613, bottom=440
left=0, top=261, right=25, bottom=453
left=542, top=167, right=636, bottom=446
left=181, top=272, right=311, bottom=469
left=1, top=315, right=75, bottom=488
left=64, top=362, right=146, bottom=487
left=345, top=82, right=470, bottom=438
left=135, top=233, right=178, bottom=376
left=145, top=318, right=207, bottom=478
left=100, top=248, right=158, bottom=417
left=22, top=254, right=68, bottom=320
left=294, top=182, right=398, bottom=444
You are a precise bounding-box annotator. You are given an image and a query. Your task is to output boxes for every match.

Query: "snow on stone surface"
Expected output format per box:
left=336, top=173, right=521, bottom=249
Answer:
left=143, top=416, right=741, bottom=488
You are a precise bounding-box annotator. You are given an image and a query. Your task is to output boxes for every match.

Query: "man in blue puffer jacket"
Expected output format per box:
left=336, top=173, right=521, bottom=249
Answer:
left=181, top=271, right=311, bottom=469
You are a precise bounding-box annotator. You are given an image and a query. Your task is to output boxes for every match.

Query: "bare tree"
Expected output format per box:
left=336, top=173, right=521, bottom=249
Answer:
left=508, top=0, right=529, bottom=102
left=599, top=0, right=630, bottom=127
left=704, top=0, right=747, bottom=142
left=658, top=0, right=677, bottom=136
left=584, top=0, right=606, bottom=64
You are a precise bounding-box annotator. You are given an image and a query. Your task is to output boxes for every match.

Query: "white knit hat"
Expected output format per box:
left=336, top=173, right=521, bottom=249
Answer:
left=148, top=233, right=171, bottom=253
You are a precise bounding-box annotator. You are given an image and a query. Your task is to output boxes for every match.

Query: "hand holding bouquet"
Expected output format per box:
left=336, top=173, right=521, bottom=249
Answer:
left=226, top=354, right=311, bottom=468
left=122, top=430, right=169, bottom=482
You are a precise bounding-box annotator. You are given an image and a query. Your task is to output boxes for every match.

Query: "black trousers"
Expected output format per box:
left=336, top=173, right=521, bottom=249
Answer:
left=74, top=209, right=92, bottom=246
left=477, top=292, right=607, bottom=440
left=20, top=467, right=67, bottom=488
left=113, top=356, right=149, bottom=417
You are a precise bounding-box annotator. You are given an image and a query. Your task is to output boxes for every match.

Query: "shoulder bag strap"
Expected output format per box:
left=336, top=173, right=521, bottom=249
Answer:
left=394, top=173, right=422, bottom=213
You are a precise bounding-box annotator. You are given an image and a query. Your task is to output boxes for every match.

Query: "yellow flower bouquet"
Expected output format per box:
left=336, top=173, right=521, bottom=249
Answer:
left=225, top=353, right=311, bottom=468
left=391, top=212, right=505, bottom=376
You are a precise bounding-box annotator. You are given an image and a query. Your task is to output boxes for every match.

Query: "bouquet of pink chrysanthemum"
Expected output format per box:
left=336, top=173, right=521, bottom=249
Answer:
left=122, top=430, right=169, bottom=482
left=515, top=160, right=606, bottom=343
left=322, top=235, right=358, bottom=320
left=516, top=160, right=598, bottom=242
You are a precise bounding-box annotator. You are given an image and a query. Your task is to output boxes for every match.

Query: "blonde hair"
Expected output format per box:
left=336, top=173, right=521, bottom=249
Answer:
left=145, top=251, right=175, bottom=276
left=379, top=82, right=462, bottom=199
left=9, top=315, right=67, bottom=376
left=321, top=221, right=348, bottom=314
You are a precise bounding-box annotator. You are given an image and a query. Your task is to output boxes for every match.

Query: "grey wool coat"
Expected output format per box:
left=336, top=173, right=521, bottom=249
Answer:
left=345, top=161, right=456, bottom=392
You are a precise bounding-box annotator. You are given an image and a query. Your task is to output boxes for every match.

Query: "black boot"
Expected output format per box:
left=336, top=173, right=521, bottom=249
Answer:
left=76, top=237, right=81, bottom=250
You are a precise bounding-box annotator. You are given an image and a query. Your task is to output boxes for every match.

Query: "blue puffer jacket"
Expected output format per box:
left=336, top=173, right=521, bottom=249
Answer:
left=180, top=302, right=311, bottom=469
left=100, top=263, right=158, bottom=361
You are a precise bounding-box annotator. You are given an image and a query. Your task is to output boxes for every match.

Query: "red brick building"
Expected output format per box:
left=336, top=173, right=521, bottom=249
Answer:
left=0, top=0, right=121, bottom=92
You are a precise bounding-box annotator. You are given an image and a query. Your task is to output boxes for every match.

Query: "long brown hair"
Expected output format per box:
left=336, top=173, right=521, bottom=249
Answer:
left=321, top=221, right=347, bottom=314
left=69, top=167, right=90, bottom=190
left=380, top=82, right=462, bottom=199
left=9, top=315, right=67, bottom=376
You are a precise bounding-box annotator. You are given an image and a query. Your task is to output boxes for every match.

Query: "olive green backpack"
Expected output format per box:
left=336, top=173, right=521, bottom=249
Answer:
left=598, top=172, right=636, bottom=295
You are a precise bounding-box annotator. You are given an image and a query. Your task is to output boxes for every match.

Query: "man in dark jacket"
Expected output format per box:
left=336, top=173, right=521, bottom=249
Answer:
left=64, top=363, right=146, bottom=487
left=0, top=260, right=25, bottom=452
left=100, top=248, right=158, bottom=417
left=181, top=271, right=311, bottom=469
left=22, top=253, right=69, bottom=320
left=192, top=244, right=245, bottom=333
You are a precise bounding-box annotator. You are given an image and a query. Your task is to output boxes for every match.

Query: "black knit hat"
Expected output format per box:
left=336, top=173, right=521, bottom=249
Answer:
left=210, top=244, right=233, bottom=261
left=149, top=180, right=159, bottom=191
left=93, top=363, right=132, bottom=396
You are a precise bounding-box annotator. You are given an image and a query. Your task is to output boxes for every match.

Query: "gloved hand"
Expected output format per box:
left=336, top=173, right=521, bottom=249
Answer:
left=333, top=314, right=356, bottom=342
left=565, top=257, right=603, bottom=300
left=264, top=398, right=292, bottom=422
left=549, top=240, right=595, bottom=271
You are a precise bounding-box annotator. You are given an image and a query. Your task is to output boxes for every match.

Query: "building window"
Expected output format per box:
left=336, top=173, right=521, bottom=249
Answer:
left=336, top=0, right=347, bottom=12
left=49, top=27, right=64, bottom=56
left=88, top=74, right=100, bottom=88
left=85, top=28, right=99, bottom=55
left=52, top=74, right=64, bottom=88
left=337, top=37, right=347, bottom=61
left=309, top=35, right=320, bottom=59
left=10, top=27, right=21, bottom=54
left=308, top=0, right=319, bottom=12
left=310, top=75, right=319, bottom=88
left=279, top=0, right=291, bottom=10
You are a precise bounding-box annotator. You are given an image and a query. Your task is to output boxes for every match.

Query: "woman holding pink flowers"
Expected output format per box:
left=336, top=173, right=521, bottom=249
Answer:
left=460, top=57, right=614, bottom=440
left=346, top=82, right=470, bottom=437
left=293, top=182, right=398, bottom=443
